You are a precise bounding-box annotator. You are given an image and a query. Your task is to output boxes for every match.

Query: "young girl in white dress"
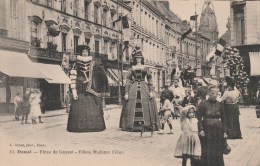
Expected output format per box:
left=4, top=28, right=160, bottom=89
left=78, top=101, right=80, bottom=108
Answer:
left=174, top=105, right=201, bottom=166
left=29, top=89, right=43, bottom=124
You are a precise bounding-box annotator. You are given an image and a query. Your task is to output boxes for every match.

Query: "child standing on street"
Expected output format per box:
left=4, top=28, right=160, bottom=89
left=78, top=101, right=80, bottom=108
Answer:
left=174, top=105, right=201, bottom=166
left=158, top=94, right=174, bottom=134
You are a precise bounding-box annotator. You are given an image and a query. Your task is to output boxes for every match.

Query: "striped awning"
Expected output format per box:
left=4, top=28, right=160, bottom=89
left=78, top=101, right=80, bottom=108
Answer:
left=106, top=74, right=117, bottom=86
left=107, top=69, right=128, bottom=86
left=249, top=52, right=260, bottom=76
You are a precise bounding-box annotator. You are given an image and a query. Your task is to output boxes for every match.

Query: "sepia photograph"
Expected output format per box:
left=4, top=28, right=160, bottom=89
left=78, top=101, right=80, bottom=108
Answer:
left=0, top=0, right=260, bottom=165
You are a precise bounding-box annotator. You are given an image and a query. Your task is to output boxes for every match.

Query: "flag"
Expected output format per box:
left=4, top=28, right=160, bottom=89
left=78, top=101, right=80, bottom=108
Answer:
left=122, top=41, right=129, bottom=52
left=190, top=15, right=198, bottom=21
left=180, top=28, right=192, bottom=40
left=122, top=15, right=129, bottom=29
left=206, top=47, right=216, bottom=62
left=112, top=16, right=122, bottom=27
left=215, top=38, right=226, bottom=56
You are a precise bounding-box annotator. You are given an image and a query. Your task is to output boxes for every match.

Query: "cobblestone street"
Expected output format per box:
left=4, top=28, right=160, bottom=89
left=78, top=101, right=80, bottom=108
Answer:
left=1, top=106, right=260, bottom=166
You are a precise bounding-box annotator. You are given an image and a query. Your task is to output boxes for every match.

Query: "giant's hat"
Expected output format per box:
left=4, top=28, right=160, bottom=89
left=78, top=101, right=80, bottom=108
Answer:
left=76, top=45, right=90, bottom=55
left=132, top=47, right=143, bottom=58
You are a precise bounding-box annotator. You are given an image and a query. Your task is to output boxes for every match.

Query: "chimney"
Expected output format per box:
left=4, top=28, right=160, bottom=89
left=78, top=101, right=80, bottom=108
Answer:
left=159, top=1, right=170, bottom=10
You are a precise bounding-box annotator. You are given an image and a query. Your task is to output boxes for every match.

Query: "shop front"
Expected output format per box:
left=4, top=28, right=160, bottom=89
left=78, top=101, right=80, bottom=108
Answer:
left=34, top=63, right=71, bottom=110
left=0, top=50, right=48, bottom=113
left=235, top=45, right=260, bottom=92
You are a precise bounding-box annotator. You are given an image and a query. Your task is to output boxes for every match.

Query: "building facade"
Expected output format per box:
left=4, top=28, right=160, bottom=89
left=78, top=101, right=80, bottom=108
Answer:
left=230, top=0, right=260, bottom=89
left=0, top=0, right=32, bottom=113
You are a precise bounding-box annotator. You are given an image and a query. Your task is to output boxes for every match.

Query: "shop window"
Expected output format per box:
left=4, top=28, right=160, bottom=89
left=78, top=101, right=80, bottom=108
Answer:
left=61, top=0, right=66, bottom=13
left=74, top=35, right=79, bottom=53
left=95, top=40, right=100, bottom=55
left=85, top=1, right=89, bottom=20
left=94, top=5, right=99, bottom=24
left=111, top=12, right=115, bottom=29
left=73, top=0, right=79, bottom=17
left=103, top=9, right=107, bottom=27
left=85, top=38, right=90, bottom=47
left=61, top=32, right=67, bottom=52
left=46, top=0, right=53, bottom=7
left=104, top=40, right=108, bottom=54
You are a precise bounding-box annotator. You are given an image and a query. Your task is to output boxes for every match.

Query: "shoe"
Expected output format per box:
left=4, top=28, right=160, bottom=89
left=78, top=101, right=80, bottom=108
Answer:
left=21, top=122, right=24, bottom=125
left=25, top=122, right=30, bottom=124
left=158, top=130, right=165, bottom=134
left=168, top=130, right=174, bottom=134
left=39, top=121, right=44, bottom=123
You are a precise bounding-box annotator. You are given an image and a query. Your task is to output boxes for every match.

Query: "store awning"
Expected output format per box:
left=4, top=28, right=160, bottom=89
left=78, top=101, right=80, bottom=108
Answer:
left=0, top=50, right=48, bottom=79
left=249, top=52, right=260, bottom=76
left=34, top=63, right=71, bottom=84
left=107, top=74, right=117, bottom=86
left=108, top=69, right=128, bottom=86
left=203, top=77, right=218, bottom=86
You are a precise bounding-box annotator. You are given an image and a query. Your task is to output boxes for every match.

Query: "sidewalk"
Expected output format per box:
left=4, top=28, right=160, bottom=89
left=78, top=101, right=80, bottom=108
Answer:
left=0, top=104, right=121, bottom=123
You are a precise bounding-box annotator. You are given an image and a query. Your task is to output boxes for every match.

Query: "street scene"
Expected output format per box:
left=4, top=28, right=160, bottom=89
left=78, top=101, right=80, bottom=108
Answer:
left=1, top=0, right=260, bottom=166
left=1, top=106, right=260, bottom=166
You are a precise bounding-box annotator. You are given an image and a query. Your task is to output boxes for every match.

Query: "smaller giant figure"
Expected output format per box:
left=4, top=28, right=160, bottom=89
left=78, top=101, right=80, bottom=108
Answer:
left=67, top=45, right=109, bottom=132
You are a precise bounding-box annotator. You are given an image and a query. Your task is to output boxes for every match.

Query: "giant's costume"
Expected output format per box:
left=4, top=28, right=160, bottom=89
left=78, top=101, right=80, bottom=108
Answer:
left=119, top=49, right=160, bottom=131
left=67, top=46, right=109, bottom=132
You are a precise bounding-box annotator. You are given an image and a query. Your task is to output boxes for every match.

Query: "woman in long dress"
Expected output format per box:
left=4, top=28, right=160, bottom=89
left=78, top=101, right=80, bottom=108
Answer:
left=196, top=85, right=227, bottom=166
left=119, top=48, right=160, bottom=131
left=221, top=76, right=242, bottom=139
left=67, top=45, right=109, bottom=132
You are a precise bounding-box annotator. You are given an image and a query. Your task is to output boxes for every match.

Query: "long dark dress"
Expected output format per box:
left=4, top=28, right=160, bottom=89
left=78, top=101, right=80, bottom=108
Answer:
left=119, top=66, right=160, bottom=131
left=196, top=100, right=227, bottom=166
left=221, top=89, right=242, bottom=139
left=67, top=60, right=109, bottom=132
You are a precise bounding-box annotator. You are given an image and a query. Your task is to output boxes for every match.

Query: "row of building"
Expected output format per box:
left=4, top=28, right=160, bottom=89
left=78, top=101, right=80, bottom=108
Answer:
left=2, top=0, right=258, bottom=113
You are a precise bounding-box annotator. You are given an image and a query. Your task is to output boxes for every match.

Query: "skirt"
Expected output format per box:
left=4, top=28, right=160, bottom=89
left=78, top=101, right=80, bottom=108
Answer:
left=174, top=131, right=201, bottom=159
left=67, top=92, right=106, bottom=132
left=30, top=104, right=42, bottom=119
left=225, top=103, right=242, bottom=139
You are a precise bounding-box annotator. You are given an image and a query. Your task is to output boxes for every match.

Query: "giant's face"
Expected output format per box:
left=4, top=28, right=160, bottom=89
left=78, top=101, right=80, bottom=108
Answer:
left=82, top=49, right=89, bottom=57
left=136, top=57, right=142, bottom=63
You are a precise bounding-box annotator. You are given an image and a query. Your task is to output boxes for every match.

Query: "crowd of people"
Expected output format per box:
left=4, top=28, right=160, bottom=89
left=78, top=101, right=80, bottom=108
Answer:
left=13, top=88, right=44, bottom=124
left=158, top=71, right=244, bottom=166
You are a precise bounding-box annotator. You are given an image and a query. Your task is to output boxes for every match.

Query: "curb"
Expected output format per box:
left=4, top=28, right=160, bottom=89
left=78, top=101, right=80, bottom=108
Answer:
left=0, top=105, right=122, bottom=124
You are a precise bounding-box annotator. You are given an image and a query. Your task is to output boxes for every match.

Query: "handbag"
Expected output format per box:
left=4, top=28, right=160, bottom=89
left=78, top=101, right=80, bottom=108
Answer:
left=223, top=138, right=231, bottom=155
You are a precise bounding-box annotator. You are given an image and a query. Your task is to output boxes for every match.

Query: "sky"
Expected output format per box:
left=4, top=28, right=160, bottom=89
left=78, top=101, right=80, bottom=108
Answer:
left=169, top=0, right=230, bottom=36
